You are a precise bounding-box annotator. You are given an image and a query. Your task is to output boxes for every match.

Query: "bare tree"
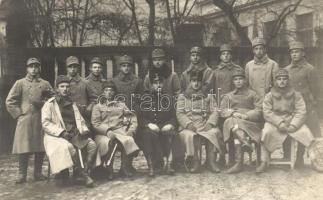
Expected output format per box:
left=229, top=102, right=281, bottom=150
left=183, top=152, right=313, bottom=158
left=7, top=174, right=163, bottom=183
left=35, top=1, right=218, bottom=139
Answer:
left=122, top=0, right=144, bottom=45
left=24, top=0, right=57, bottom=47
left=146, top=0, right=155, bottom=46
left=163, top=0, right=198, bottom=44
left=211, top=0, right=304, bottom=46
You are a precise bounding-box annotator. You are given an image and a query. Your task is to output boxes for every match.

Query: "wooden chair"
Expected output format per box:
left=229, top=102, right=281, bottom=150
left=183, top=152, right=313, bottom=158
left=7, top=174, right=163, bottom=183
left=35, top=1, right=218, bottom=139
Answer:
left=269, top=138, right=297, bottom=169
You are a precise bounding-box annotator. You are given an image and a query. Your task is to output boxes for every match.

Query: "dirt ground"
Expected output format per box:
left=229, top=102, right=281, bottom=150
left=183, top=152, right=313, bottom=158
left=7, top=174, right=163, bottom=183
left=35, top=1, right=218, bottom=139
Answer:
left=0, top=150, right=323, bottom=200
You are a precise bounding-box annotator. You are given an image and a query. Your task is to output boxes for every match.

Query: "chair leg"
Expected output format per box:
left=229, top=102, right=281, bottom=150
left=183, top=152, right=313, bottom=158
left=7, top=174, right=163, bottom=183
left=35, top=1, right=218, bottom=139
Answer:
left=256, top=143, right=261, bottom=166
left=291, top=140, right=297, bottom=169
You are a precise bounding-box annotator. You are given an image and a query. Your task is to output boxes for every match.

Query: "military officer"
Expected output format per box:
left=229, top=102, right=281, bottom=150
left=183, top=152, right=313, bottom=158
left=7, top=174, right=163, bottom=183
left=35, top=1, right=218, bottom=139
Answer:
left=42, top=75, right=98, bottom=187
left=143, top=48, right=184, bottom=170
left=138, top=73, right=178, bottom=176
left=256, top=69, right=314, bottom=173
left=92, top=80, right=139, bottom=178
left=245, top=37, right=279, bottom=98
left=220, top=69, right=263, bottom=173
left=284, top=41, right=322, bottom=167
left=177, top=70, right=222, bottom=173
left=6, top=57, right=53, bottom=184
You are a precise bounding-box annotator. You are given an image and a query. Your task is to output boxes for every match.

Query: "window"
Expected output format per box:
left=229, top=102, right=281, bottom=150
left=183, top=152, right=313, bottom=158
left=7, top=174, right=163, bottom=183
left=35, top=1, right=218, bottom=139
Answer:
left=296, top=12, right=313, bottom=47
left=240, top=26, right=249, bottom=46
left=263, top=20, right=287, bottom=47
left=212, top=22, right=232, bottom=46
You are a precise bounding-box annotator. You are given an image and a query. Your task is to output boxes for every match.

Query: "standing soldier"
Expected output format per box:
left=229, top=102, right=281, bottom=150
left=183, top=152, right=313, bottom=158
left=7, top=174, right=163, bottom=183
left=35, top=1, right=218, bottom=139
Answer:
left=112, top=55, right=143, bottom=174
left=284, top=41, right=322, bottom=167
left=65, top=56, right=97, bottom=118
left=113, top=55, right=143, bottom=111
left=213, top=44, right=243, bottom=95
left=143, top=48, right=184, bottom=170
left=245, top=37, right=279, bottom=98
left=6, top=58, right=53, bottom=184
left=85, top=57, right=106, bottom=96
left=180, top=46, right=214, bottom=95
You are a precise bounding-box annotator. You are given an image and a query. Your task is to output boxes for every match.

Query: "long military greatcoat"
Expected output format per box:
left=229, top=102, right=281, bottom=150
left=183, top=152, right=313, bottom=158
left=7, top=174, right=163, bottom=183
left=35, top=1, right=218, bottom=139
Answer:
left=42, top=96, right=101, bottom=174
left=176, top=89, right=221, bottom=156
left=91, top=101, right=139, bottom=155
left=245, top=55, right=279, bottom=97
left=220, top=87, right=263, bottom=143
left=6, top=74, right=53, bottom=154
left=261, top=86, right=314, bottom=152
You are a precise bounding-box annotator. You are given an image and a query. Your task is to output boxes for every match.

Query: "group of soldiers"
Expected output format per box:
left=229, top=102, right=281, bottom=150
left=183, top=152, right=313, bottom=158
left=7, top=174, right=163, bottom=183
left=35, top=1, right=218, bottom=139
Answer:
left=5, top=37, right=322, bottom=188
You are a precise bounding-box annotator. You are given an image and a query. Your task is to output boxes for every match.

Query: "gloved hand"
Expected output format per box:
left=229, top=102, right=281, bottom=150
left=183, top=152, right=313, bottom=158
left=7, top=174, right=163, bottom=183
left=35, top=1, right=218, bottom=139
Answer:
left=286, top=125, right=297, bottom=133
left=186, top=123, right=197, bottom=132
left=161, top=124, right=175, bottom=132
left=61, top=131, right=72, bottom=141
left=278, top=122, right=288, bottom=133
left=148, top=123, right=160, bottom=132
left=107, top=131, right=116, bottom=139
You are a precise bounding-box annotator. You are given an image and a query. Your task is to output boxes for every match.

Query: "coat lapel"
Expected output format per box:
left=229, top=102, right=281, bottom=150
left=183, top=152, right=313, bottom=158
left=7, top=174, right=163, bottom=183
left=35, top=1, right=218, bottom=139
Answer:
left=53, top=99, right=66, bottom=130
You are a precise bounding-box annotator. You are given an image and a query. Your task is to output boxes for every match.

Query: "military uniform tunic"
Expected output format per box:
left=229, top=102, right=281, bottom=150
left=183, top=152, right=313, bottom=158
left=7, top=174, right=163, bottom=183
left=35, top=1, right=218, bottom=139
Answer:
left=6, top=75, right=53, bottom=154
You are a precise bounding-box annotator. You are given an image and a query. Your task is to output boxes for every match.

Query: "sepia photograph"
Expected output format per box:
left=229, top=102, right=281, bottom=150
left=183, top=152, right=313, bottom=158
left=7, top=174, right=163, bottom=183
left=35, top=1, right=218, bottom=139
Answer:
left=0, top=0, right=323, bottom=199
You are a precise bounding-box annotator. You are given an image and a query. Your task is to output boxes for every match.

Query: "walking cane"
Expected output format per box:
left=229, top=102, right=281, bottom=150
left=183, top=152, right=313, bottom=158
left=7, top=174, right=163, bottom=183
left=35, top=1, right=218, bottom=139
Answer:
left=106, top=143, right=118, bottom=167
left=78, top=148, right=85, bottom=169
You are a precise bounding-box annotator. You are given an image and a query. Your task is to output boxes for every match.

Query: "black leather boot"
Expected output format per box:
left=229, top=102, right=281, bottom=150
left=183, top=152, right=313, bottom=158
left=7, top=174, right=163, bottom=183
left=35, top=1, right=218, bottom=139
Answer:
left=16, top=154, right=29, bottom=184
left=34, top=152, right=46, bottom=181
left=226, top=145, right=243, bottom=174
left=206, top=142, right=220, bottom=173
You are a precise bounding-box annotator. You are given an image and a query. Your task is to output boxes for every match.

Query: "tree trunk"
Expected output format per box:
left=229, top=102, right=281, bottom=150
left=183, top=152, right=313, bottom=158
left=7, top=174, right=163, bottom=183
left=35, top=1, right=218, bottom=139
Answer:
left=146, top=0, right=155, bottom=46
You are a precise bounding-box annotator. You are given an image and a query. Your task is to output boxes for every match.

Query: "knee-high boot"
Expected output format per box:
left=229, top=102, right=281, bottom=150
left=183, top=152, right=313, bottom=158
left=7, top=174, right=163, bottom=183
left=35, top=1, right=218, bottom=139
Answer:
left=256, top=144, right=269, bottom=174
left=226, top=144, right=243, bottom=174
left=145, top=154, right=154, bottom=177
left=190, top=136, right=201, bottom=173
left=120, top=149, right=133, bottom=177
left=16, top=153, right=29, bottom=184
left=206, top=142, right=220, bottom=173
left=34, top=152, right=46, bottom=181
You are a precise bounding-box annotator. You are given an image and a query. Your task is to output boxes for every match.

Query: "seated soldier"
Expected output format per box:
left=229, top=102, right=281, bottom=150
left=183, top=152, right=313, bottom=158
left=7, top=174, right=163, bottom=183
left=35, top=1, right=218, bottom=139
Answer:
left=256, top=69, right=315, bottom=173
left=176, top=70, right=222, bottom=173
left=220, top=69, right=263, bottom=173
left=42, top=75, right=98, bottom=187
left=91, top=80, right=139, bottom=178
left=138, top=73, right=179, bottom=177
